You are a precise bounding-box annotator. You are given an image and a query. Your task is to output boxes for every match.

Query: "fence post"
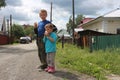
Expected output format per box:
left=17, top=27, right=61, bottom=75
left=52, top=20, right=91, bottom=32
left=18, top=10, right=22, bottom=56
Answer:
left=89, top=36, right=93, bottom=53
left=62, top=35, right=64, bottom=48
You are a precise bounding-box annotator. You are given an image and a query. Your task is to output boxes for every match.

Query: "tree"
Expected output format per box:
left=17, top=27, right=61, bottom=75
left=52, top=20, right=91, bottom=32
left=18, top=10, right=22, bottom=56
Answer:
left=66, top=16, right=73, bottom=34
left=12, top=24, right=25, bottom=39
left=0, top=0, right=6, bottom=8
left=66, top=14, right=84, bottom=34
left=24, top=25, right=34, bottom=38
left=75, top=14, right=85, bottom=27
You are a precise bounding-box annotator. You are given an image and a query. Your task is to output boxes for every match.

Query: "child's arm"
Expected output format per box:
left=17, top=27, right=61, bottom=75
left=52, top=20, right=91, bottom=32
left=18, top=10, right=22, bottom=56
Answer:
left=47, top=33, right=57, bottom=42
left=44, top=31, right=54, bottom=42
left=34, top=28, right=38, bottom=34
left=34, top=22, right=38, bottom=34
left=47, top=36, right=54, bottom=42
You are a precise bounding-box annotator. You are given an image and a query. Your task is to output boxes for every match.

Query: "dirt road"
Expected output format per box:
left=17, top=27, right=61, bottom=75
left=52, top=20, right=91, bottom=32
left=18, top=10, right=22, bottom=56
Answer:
left=0, top=41, right=96, bottom=80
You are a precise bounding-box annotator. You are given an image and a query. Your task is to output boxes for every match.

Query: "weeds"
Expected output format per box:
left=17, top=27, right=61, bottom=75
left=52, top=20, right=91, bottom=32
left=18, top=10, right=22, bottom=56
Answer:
left=56, top=43, right=120, bottom=80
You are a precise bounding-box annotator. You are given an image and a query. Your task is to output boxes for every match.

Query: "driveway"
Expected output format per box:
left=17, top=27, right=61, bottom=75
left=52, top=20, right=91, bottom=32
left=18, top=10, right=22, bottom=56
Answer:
left=0, top=41, right=96, bottom=80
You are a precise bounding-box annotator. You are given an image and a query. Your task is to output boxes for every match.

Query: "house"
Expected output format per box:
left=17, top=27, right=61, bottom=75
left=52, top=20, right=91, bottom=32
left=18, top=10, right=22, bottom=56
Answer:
left=74, top=18, right=94, bottom=39
left=57, top=29, right=72, bottom=43
left=81, top=8, right=120, bottom=34
left=57, top=29, right=72, bottom=39
left=0, top=16, right=9, bottom=45
left=77, top=18, right=94, bottom=28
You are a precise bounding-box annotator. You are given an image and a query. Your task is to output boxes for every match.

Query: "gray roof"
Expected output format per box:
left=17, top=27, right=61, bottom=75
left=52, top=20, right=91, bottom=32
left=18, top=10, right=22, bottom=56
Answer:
left=57, top=29, right=71, bottom=38
left=103, top=8, right=120, bottom=17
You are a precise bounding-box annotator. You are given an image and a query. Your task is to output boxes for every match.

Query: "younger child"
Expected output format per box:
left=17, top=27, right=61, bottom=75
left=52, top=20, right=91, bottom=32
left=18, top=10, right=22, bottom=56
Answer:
left=43, top=23, right=57, bottom=73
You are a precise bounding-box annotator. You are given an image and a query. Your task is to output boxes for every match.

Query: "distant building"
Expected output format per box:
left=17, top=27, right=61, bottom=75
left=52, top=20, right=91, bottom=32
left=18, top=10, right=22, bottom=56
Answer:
left=75, top=18, right=93, bottom=33
left=57, top=29, right=71, bottom=38
left=77, top=18, right=94, bottom=28
left=0, top=16, right=9, bottom=45
left=74, top=18, right=93, bottom=39
left=22, top=24, right=31, bottom=29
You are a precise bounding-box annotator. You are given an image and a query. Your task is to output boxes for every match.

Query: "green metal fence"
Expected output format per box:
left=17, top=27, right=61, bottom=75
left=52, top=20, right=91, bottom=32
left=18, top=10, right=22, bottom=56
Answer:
left=92, top=35, right=120, bottom=51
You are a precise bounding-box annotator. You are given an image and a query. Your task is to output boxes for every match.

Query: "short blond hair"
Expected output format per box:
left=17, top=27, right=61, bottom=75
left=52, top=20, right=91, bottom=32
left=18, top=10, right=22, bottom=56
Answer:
left=39, top=9, right=47, bottom=15
left=45, top=23, right=53, bottom=29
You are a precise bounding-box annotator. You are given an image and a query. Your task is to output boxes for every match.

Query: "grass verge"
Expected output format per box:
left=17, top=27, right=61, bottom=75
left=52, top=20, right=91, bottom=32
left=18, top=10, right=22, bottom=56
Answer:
left=56, top=43, right=120, bottom=80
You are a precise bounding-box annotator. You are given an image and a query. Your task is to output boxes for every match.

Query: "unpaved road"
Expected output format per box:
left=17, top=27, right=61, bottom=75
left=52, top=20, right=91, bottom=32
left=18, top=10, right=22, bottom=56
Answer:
left=0, top=41, right=98, bottom=80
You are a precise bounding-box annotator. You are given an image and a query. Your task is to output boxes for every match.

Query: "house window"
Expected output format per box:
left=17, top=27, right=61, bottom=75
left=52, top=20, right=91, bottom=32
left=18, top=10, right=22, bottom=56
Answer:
left=117, top=28, right=120, bottom=34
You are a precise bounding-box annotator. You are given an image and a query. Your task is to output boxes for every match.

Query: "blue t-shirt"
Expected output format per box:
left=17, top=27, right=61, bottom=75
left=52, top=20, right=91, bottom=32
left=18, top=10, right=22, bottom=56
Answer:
left=38, top=20, right=51, bottom=37
left=43, top=32, right=57, bottom=53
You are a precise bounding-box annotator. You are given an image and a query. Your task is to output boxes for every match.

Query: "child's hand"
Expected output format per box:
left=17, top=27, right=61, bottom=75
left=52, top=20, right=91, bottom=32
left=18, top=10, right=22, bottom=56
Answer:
left=34, top=22, right=38, bottom=28
left=44, top=31, right=49, bottom=36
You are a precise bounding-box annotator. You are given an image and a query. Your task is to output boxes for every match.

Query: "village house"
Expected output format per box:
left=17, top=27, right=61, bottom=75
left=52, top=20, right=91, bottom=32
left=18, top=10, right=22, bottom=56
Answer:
left=81, top=8, right=120, bottom=34
left=74, top=18, right=94, bottom=39
left=0, top=16, right=9, bottom=45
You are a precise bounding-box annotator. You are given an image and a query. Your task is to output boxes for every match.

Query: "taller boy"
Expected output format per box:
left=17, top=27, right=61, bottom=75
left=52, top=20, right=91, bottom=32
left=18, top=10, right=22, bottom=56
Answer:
left=34, top=9, right=51, bottom=70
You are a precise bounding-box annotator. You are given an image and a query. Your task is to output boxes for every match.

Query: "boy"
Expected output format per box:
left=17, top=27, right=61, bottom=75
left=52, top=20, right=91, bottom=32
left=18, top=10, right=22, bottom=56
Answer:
left=34, top=9, right=51, bottom=70
left=43, top=23, right=57, bottom=73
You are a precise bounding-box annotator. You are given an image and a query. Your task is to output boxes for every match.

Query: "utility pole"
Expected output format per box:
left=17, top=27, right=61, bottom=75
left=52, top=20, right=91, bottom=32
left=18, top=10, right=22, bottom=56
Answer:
left=10, top=14, right=12, bottom=44
left=50, top=2, right=52, bottom=22
left=7, top=19, right=10, bottom=44
left=72, top=0, right=75, bottom=44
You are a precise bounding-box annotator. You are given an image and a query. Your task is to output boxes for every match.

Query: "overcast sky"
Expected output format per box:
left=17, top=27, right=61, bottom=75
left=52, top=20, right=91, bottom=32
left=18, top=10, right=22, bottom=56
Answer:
left=0, top=0, right=120, bottom=30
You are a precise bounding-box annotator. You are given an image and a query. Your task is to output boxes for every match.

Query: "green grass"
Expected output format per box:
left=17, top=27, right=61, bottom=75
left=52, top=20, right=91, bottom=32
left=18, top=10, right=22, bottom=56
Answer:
left=56, top=43, right=120, bottom=80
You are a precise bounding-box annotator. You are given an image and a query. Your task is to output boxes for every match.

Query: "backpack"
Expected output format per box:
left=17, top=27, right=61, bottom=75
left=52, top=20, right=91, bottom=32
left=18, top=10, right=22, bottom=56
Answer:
left=52, top=24, right=58, bottom=33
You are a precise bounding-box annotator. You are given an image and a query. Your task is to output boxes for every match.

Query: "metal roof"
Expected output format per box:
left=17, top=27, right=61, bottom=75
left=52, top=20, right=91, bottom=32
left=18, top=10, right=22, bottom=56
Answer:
left=81, top=8, right=120, bottom=27
left=103, top=8, right=120, bottom=17
left=57, top=29, right=71, bottom=37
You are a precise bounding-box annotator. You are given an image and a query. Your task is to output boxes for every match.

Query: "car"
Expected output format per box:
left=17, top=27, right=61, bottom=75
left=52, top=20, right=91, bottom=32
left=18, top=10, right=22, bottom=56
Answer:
left=20, top=37, right=30, bottom=44
left=26, top=36, right=32, bottom=42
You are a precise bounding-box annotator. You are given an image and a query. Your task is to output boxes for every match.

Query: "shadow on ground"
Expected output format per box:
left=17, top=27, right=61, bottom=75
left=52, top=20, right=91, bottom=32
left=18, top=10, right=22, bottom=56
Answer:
left=53, top=70, right=81, bottom=80
left=0, top=46, right=37, bottom=55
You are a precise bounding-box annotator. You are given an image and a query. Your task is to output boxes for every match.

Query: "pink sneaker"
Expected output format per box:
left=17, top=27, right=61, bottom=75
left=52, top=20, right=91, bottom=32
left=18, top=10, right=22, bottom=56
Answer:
left=48, top=67, right=55, bottom=73
left=44, top=66, right=50, bottom=72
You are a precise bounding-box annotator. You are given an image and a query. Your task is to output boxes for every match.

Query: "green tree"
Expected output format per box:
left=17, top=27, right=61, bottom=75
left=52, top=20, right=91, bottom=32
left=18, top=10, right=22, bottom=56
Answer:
left=75, top=14, right=85, bottom=26
left=24, top=26, right=34, bottom=38
left=12, top=24, right=25, bottom=39
left=66, top=14, right=84, bottom=34
left=0, top=0, right=6, bottom=8
left=66, top=16, right=73, bottom=34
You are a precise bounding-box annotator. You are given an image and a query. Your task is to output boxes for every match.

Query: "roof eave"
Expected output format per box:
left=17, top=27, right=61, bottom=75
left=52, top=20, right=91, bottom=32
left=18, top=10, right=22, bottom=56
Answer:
left=82, top=16, right=103, bottom=27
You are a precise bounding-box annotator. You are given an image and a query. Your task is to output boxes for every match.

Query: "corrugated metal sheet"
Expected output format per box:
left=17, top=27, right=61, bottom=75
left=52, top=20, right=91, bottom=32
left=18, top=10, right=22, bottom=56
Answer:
left=92, top=35, right=120, bottom=51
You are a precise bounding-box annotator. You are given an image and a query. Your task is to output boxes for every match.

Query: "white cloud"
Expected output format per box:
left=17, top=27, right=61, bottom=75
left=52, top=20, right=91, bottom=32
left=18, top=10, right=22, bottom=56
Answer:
left=0, top=0, right=120, bottom=30
left=6, top=0, right=22, bottom=6
left=52, top=7, right=70, bottom=30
